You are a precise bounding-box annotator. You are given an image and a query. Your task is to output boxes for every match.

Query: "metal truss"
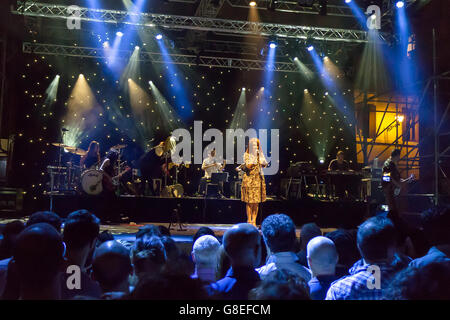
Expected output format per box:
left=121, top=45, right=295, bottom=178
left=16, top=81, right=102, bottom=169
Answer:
left=226, top=0, right=355, bottom=17
left=22, top=42, right=300, bottom=72
left=14, top=1, right=371, bottom=43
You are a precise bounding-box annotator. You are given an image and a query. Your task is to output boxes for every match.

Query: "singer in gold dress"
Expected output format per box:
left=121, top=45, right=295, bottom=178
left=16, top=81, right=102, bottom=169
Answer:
left=241, top=138, right=268, bottom=227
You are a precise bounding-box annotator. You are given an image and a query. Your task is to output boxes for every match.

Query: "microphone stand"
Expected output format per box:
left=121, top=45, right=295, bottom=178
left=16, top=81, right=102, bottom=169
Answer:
left=257, top=149, right=264, bottom=228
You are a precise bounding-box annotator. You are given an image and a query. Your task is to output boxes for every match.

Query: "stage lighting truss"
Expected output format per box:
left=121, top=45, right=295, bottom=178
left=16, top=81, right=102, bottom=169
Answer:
left=22, top=42, right=302, bottom=73
left=14, top=1, right=374, bottom=43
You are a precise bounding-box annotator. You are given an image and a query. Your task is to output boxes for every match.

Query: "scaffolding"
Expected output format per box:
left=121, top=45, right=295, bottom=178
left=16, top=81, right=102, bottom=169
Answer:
left=13, top=1, right=373, bottom=43
left=23, top=42, right=303, bottom=72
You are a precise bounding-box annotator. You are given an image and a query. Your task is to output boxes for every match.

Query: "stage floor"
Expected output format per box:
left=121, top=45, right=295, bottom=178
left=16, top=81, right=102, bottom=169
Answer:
left=24, top=193, right=369, bottom=229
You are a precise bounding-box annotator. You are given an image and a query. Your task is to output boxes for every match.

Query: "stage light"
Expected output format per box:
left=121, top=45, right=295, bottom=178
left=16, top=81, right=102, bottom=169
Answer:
left=242, top=87, right=246, bottom=91
left=319, top=0, right=327, bottom=16
left=319, top=157, right=325, bottom=164
left=345, top=0, right=352, bottom=3
left=79, top=74, right=84, bottom=78
left=269, top=41, right=277, bottom=49
left=324, top=91, right=329, bottom=95
left=155, top=34, right=163, bottom=40
left=304, top=89, right=308, bottom=93
left=135, top=46, right=140, bottom=50
left=294, top=57, right=298, bottom=61
left=249, top=1, right=257, bottom=7
left=260, top=87, right=265, bottom=91
left=396, top=1, right=404, bottom=8
left=149, top=80, right=153, bottom=85
left=116, top=31, right=124, bottom=37
left=396, top=115, right=405, bottom=123
left=103, top=41, right=109, bottom=48
left=307, top=45, right=314, bottom=51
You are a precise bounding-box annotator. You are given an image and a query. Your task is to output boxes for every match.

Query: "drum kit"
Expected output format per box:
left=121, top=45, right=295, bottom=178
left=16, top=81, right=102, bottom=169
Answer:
left=47, top=136, right=185, bottom=197
left=48, top=142, right=131, bottom=196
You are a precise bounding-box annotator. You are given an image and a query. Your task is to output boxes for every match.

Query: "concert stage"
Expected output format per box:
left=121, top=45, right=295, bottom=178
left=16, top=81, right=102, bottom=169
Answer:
left=30, top=195, right=369, bottom=229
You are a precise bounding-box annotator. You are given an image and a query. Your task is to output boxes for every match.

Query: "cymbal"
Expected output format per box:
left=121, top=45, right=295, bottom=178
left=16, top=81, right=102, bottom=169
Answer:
left=52, top=143, right=72, bottom=148
left=111, top=144, right=128, bottom=150
left=66, top=148, right=87, bottom=156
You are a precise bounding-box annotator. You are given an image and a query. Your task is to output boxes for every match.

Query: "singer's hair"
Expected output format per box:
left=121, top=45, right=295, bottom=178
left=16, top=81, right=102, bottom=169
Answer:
left=246, top=138, right=262, bottom=154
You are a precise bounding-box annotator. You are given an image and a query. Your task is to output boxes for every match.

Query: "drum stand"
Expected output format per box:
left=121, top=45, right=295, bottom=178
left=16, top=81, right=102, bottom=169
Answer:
left=50, top=129, right=66, bottom=211
left=168, top=208, right=186, bottom=231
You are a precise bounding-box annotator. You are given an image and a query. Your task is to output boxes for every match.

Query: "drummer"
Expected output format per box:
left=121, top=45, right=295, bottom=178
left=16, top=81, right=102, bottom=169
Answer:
left=80, top=141, right=101, bottom=170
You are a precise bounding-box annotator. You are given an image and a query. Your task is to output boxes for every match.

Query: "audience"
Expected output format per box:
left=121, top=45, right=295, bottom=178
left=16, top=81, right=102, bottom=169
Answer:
left=207, top=223, right=261, bottom=300
left=2, top=205, right=449, bottom=301
left=92, top=240, right=132, bottom=299
left=0, top=221, right=25, bottom=296
left=96, top=230, right=115, bottom=247
left=307, top=236, right=339, bottom=300
left=136, top=224, right=162, bottom=240
left=158, top=225, right=171, bottom=237
left=130, top=273, right=206, bottom=300
left=0, top=221, right=25, bottom=261
left=409, top=208, right=450, bottom=268
left=297, top=222, right=322, bottom=267
left=384, top=261, right=450, bottom=300
left=131, top=235, right=166, bottom=285
left=258, top=214, right=311, bottom=282
left=61, top=209, right=102, bottom=299
left=326, top=216, right=400, bottom=300
left=193, top=226, right=216, bottom=245
left=191, top=235, right=221, bottom=284
left=13, top=223, right=65, bottom=299
left=325, top=229, right=361, bottom=277
left=249, top=269, right=310, bottom=300
left=25, top=211, right=62, bottom=233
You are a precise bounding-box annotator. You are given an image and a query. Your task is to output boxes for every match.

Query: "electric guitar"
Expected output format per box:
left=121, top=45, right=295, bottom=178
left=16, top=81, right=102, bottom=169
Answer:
left=102, top=166, right=131, bottom=192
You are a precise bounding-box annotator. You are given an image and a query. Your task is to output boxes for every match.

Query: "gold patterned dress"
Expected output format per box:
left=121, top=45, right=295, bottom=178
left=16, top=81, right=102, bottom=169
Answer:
left=241, top=152, right=267, bottom=204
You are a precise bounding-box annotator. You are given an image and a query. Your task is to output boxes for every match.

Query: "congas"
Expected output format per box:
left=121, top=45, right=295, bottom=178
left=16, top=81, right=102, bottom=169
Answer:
left=81, top=169, right=104, bottom=195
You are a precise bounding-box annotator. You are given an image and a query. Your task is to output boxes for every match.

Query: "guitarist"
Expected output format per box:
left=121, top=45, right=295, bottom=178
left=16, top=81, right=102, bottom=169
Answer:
left=382, top=149, right=414, bottom=213
left=99, top=149, right=129, bottom=195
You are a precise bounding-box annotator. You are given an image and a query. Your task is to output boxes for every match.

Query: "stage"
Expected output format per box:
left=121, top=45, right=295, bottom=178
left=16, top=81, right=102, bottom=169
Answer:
left=28, top=194, right=369, bottom=229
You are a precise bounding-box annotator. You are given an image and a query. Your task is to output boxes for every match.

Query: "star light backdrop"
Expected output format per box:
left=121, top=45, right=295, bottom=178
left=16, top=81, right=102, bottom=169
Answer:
left=13, top=50, right=356, bottom=198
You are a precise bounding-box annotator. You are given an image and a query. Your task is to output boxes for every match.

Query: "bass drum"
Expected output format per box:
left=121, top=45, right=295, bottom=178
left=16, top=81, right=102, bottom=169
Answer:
left=81, top=169, right=104, bottom=195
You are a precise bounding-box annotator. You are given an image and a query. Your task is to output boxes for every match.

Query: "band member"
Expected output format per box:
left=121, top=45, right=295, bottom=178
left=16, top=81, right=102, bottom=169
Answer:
left=241, top=138, right=268, bottom=227
left=80, top=141, right=100, bottom=169
left=198, top=148, right=225, bottom=195
left=99, top=149, right=121, bottom=194
left=328, top=150, right=350, bottom=199
left=382, top=149, right=414, bottom=212
left=328, top=150, right=350, bottom=171
left=138, top=136, right=167, bottom=195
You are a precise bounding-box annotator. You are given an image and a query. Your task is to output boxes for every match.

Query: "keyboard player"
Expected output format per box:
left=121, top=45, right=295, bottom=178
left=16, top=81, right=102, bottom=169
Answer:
left=328, top=150, right=351, bottom=199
